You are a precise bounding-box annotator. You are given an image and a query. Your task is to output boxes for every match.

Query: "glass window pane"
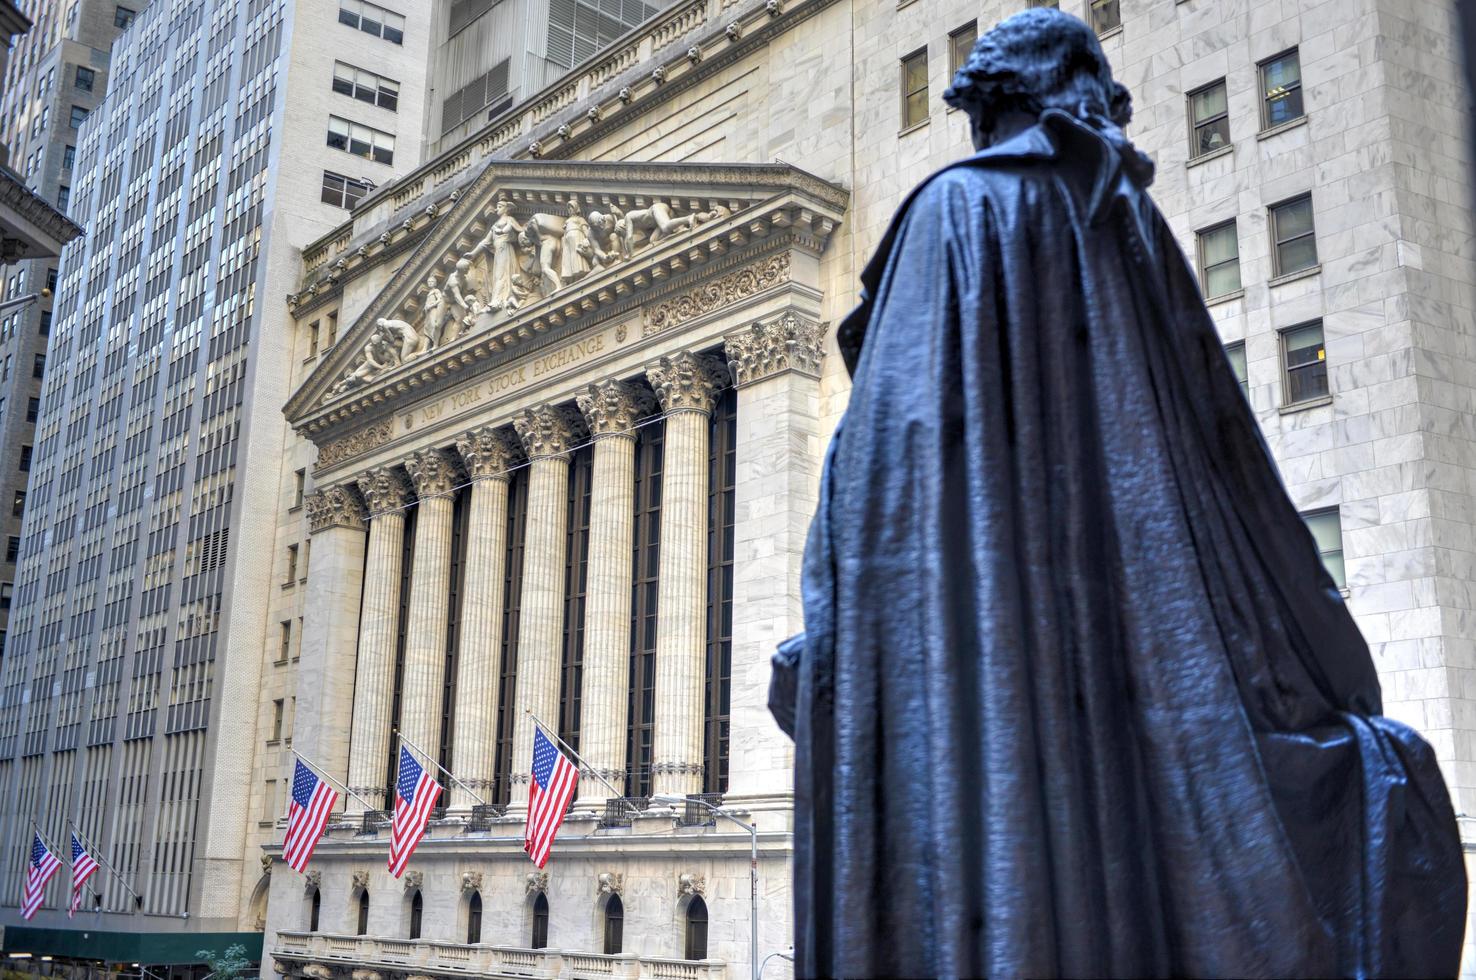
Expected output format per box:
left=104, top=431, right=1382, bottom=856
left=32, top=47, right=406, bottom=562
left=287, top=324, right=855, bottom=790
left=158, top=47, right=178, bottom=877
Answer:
left=950, top=25, right=976, bottom=75
left=1284, top=323, right=1324, bottom=362
left=1266, top=86, right=1303, bottom=127
left=904, top=54, right=927, bottom=94
left=1274, top=197, right=1314, bottom=240
left=1195, top=117, right=1230, bottom=155
left=1199, top=224, right=1238, bottom=265
left=905, top=90, right=927, bottom=127
left=1225, top=344, right=1248, bottom=395
left=1263, top=52, right=1301, bottom=92
left=1277, top=236, right=1318, bottom=275
left=1205, top=262, right=1241, bottom=298
left=1191, top=83, right=1226, bottom=124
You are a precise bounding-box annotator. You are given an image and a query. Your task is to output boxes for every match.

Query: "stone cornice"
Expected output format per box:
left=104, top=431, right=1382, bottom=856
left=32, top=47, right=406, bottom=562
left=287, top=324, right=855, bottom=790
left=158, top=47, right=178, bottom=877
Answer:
left=0, top=164, right=84, bottom=258
left=724, top=311, right=827, bottom=386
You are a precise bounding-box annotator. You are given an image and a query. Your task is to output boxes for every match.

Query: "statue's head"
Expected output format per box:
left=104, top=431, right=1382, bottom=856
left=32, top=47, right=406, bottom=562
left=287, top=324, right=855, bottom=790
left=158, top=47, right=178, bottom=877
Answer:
left=427, top=273, right=440, bottom=288
left=456, top=258, right=471, bottom=272
left=945, top=9, right=1132, bottom=150
left=495, top=199, right=512, bottom=216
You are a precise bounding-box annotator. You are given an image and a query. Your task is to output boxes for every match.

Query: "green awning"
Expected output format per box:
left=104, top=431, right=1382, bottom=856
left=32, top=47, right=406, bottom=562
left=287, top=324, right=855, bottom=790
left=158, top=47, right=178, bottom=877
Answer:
left=1, top=927, right=262, bottom=966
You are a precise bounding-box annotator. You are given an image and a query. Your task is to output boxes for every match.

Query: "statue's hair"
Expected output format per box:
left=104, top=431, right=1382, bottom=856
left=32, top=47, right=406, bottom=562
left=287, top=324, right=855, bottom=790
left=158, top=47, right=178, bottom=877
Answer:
left=945, top=9, right=1132, bottom=135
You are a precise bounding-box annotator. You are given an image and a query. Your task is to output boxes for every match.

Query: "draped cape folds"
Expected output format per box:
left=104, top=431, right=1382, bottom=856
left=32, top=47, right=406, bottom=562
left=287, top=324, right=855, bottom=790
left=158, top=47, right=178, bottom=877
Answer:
left=769, top=109, right=1466, bottom=978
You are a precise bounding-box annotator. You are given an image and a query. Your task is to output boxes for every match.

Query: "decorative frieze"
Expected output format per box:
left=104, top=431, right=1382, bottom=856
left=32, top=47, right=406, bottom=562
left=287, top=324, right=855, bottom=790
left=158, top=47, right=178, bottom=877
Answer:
left=316, top=420, right=393, bottom=470
left=454, top=425, right=523, bottom=481
left=647, top=351, right=730, bottom=415
left=576, top=380, right=656, bottom=438
left=642, top=252, right=791, bottom=337
left=724, top=310, right=826, bottom=386
left=513, top=404, right=588, bottom=459
left=357, top=467, right=413, bottom=516
left=404, top=447, right=461, bottom=498
left=304, top=484, right=367, bottom=534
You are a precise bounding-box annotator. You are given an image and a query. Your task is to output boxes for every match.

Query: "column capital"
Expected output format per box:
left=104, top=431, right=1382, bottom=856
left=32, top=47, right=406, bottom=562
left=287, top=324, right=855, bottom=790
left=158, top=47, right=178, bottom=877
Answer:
left=646, top=351, right=729, bottom=415
left=305, top=484, right=367, bottom=534
left=576, top=380, right=656, bottom=439
left=404, top=447, right=461, bottom=498
left=724, top=311, right=827, bottom=387
left=513, top=404, right=588, bottom=460
left=455, top=426, right=523, bottom=480
left=357, top=466, right=413, bottom=516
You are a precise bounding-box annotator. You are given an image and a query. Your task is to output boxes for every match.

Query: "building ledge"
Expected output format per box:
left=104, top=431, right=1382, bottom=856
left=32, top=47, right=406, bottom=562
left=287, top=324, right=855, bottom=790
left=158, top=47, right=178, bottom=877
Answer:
left=1268, top=264, right=1320, bottom=288
left=1205, top=287, right=1244, bottom=306
left=0, top=165, right=83, bottom=263
left=1257, top=115, right=1308, bottom=141
left=1279, top=394, right=1332, bottom=415
left=1187, top=144, right=1233, bottom=168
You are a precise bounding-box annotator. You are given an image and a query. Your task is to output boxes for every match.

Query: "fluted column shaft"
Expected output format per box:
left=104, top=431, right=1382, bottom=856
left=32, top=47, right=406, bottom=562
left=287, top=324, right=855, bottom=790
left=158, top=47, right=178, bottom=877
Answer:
left=510, top=406, right=588, bottom=809
left=449, top=427, right=522, bottom=809
left=400, top=448, right=461, bottom=771
left=648, top=353, right=729, bottom=798
left=346, top=467, right=412, bottom=812
left=297, top=486, right=368, bottom=809
left=576, top=381, right=655, bottom=804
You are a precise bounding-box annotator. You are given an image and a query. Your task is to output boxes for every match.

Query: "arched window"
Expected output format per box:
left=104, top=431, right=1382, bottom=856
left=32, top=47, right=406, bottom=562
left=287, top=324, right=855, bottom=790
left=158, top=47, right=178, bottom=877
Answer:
left=308, top=888, right=321, bottom=932
left=684, top=896, right=708, bottom=961
left=467, top=892, right=482, bottom=944
left=357, top=890, right=370, bottom=936
left=603, top=893, right=624, bottom=955
left=531, top=891, right=549, bottom=949
left=409, top=890, right=423, bottom=940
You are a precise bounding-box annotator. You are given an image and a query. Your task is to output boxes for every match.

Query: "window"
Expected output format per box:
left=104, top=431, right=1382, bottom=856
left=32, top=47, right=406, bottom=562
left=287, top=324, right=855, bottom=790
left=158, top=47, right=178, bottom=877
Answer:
left=1188, top=80, right=1229, bottom=158
left=327, top=116, right=395, bottom=165
left=1026, top=0, right=1059, bottom=7
left=332, top=62, right=400, bottom=111
left=409, top=891, right=423, bottom=940
left=285, top=543, right=299, bottom=584
left=11, top=491, right=23, bottom=517
left=69, top=105, right=87, bottom=129
left=1259, top=49, right=1303, bottom=130
left=264, top=779, right=279, bottom=821
left=321, top=171, right=374, bottom=210
left=18, top=446, right=30, bottom=472
left=900, top=49, right=928, bottom=130
left=308, top=320, right=320, bottom=358
left=467, top=892, right=482, bottom=944
left=325, top=312, right=339, bottom=349
left=1196, top=221, right=1241, bottom=299
left=62, top=145, right=74, bottom=170
left=1270, top=195, right=1318, bottom=277
left=25, top=398, right=37, bottom=423
left=32, top=353, right=45, bottom=378
left=685, top=896, right=709, bottom=961
left=45, top=268, right=57, bottom=292
left=339, top=0, right=405, bottom=44
left=271, top=699, right=284, bottom=741
left=357, top=891, right=370, bottom=935
left=531, top=892, right=549, bottom=949
left=0, top=583, right=12, bottom=611
left=4, top=537, right=17, bottom=563
left=603, top=893, right=623, bottom=955
left=279, top=621, right=292, bottom=663
left=309, top=889, right=321, bottom=932
left=1303, top=508, right=1346, bottom=589
left=949, top=22, right=977, bottom=77
left=1090, top=0, right=1120, bottom=35
left=294, top=469, right=306, bottom=509
left=57, top=185, right=70, bottom=211
left=74, top=66, right=94, bottom=91
left=113, top=5, right=135, bottom=28
left=39, top=312, right=50, bottom=335
left=1225, top=343, right=1248, bottom=400
left=4, top=355, right=12, bottom=382
left=1280, top=321, right=1328, bottom=405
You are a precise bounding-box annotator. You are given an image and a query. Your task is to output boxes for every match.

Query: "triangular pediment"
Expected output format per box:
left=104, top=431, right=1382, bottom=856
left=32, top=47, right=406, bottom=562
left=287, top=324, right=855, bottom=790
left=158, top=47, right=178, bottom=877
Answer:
left=284, top=159, right=848, bottom=433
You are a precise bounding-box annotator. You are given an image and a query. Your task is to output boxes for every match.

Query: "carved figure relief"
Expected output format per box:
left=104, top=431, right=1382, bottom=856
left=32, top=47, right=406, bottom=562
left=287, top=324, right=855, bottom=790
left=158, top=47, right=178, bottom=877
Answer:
left=403, top=870, right=424, bottom=892
left=526, top=870, right=549, bottom=895
left=351, top=869, right=371, bottom=890
left=597, top=872, right=624, bottom=896
left=678, top=872, right=706, bottom=897
left=462, top=871, right=484, bottom=893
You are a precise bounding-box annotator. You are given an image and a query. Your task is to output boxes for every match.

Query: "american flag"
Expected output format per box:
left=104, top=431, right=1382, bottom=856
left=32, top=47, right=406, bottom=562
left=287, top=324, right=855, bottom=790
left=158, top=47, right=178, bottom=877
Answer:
left=21, top=832, right=60, bottom=920
left=283, top=759, right=339, bottom=873
left=68, top=831, right=98, bottom=918
left=524, top=727, right=578, bottom=868
left=388, top=746, right=440, bottom=878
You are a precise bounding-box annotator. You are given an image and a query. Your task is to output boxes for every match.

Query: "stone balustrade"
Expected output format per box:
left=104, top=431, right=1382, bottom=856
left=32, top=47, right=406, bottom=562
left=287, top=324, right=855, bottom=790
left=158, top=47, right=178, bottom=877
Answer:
left=272, top=932, right=726, bottom=980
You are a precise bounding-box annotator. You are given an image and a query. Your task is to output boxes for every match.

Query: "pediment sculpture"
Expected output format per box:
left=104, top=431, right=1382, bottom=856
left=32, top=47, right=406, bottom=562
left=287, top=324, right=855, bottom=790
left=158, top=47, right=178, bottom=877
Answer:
left=326, top=193, right=732, bottom=401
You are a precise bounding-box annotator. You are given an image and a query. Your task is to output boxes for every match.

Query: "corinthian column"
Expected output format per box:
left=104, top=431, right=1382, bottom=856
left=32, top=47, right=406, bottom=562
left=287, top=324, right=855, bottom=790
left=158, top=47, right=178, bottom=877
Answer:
left=347, top=467, right=413, bottom=811
left=575, top=380, right=656, bottom=805
left=509, top=405, right=588, bottom=809
left=400, top=447, right=461, bottom=772
left=449, top=426, right=523, bottom=810
left=297, top=485, right=368, bottom=806
left=647, top=351, right=730, bottom=798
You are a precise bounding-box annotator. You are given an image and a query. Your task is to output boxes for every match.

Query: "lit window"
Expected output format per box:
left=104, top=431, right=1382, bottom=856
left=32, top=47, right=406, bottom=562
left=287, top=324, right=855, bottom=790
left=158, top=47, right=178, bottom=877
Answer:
left=1259, top=49, right=1303, bottom=130
left=332, top=62, right=400, bottom=111
left=900, top=49, right=928, bottom=131
left=1280, top=321, right=1328, bottom=406
left=1196, top=221, right=1241, bottom=299
left=1188, top=79, right=1229, bottom=158
left=1225, top=342, right=1248, bottom=400
left=326, top=116, right=395, bottom=165
left=1090, top=0, right=1120, bottom=35
left=949, top=22, right=977, bottom=78
left=113, top=5, right=134, bottom=29
left=1270, top=194, right=1318, bottom=278
left=1302, top=508, right=1345, bottom=589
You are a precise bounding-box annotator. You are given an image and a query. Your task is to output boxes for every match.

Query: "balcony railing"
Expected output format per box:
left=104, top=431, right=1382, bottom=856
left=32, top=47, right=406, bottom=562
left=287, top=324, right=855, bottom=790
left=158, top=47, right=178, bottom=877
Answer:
left=598, top=796, right=650, bottom=829
left=678, top=794, right=723, bottom=828
left=272, top=933, right=725, bottom=980
left=465, top=802, right=506, bottom=832
left=359, top=810, right=392, bottom=836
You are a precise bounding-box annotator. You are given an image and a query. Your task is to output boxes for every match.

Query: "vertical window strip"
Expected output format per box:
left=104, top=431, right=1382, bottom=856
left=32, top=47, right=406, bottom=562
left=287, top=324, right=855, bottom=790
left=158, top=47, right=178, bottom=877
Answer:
left=559, top=445, right=594, bottom=760
left=439, top=486, right=470, bottom=776
left=492, top=468, right=529, bottom=806
left=383, top=505, right=417, bottom=802
left=626, top=420, right=664, bottom=798
left=703, top=388, right=737, bottom=795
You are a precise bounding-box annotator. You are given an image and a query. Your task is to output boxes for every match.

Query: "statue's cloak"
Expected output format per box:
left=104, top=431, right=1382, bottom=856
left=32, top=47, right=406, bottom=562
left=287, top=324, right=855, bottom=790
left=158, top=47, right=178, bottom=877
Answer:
left=770, top=110, right=1466, bottom=978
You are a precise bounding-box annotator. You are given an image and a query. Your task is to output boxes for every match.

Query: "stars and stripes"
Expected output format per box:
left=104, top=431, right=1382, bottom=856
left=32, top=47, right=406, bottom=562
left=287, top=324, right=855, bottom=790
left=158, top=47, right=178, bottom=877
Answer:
left=21, top=832, right=60, bottom=920
left=388, top=746, right=440, bottom=878
left=524, top=727, right=578, bottom=868
left=68, top=832, right=98, bottom=918
left=283, top=759, right=339, bottom=873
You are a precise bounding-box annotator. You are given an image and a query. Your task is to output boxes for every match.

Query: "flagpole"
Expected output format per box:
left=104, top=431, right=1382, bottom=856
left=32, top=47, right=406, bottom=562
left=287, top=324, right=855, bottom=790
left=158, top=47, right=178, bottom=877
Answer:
left=392, top=729, right=489, bottom=807
left=523, top=708, right=626, bottom=802
left=291, top=750, right=383, bottom=813
left=66, top=819, right=144, bottom=908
